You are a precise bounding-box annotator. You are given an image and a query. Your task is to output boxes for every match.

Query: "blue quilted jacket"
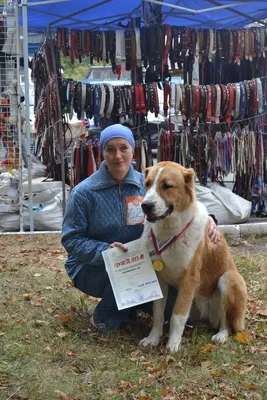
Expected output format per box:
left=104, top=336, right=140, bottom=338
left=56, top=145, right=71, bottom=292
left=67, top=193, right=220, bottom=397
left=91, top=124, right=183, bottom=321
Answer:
left=61, top=161, right=145, bottom=281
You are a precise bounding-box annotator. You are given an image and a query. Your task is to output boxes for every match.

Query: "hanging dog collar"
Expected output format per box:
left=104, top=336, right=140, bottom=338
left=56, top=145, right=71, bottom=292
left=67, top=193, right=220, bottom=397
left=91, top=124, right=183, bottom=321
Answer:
left=151, top=216, right=194, bottom=256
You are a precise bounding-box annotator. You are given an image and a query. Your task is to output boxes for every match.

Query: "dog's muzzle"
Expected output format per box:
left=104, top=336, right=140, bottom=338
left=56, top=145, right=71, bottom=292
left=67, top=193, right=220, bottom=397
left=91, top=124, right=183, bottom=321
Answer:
left=141, top=201, right=173, bottom=223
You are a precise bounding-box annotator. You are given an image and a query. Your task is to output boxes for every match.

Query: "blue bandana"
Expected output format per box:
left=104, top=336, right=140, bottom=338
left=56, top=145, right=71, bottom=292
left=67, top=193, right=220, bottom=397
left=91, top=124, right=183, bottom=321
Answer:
left=100, top=124, right=135, bottom=154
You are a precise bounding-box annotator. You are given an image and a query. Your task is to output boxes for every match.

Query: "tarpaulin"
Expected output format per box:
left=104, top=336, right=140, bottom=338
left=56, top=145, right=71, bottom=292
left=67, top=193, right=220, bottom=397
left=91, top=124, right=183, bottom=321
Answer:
left=23, top=0, right=267, bottom=32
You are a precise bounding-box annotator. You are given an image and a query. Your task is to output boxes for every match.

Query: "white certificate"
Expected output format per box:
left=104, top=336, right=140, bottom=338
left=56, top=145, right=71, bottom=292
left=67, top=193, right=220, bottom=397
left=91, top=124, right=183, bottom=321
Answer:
left=102, top=239, right=163, bottom=310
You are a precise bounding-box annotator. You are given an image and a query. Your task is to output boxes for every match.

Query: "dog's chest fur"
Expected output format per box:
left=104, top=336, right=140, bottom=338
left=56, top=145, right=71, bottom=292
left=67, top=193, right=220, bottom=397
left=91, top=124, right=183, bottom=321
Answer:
left=144, top=202, right=208, bottom=285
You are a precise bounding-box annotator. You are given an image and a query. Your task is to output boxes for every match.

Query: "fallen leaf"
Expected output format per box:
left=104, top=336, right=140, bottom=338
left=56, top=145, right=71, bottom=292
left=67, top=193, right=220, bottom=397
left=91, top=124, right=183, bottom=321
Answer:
left=57, top=255, right=66, bottom=260
left=67, top=351, right=76, bottom=357
left=33, top=273, right=41, bottom=277
left=33, top=320, right=48, bottom=327
left=235, top=331, right=252, bottom=345
left=23, top=293, right=33, bottom=301
left=55, top=390, right=77, bottom=400
left=33, top=300, right=43, bottom=307
left=201, top=344, right=216, bottom=353
left=139, top=390, right=151, bottom=400
left=250, top=346, right=267, bottom=353
left=16, top=235, right=24, bottom=242
left=45, top=286, right=53, bottom=290
left=52, top=249, right=63, bottom=255
left=159, top=356, right=175, bottom=369
left=9, top=394, right=29, bottom=399
left=242, top=382, right=257, bottom=390
left=210, top=370, right=222, bottom=376
left=56, top=332, right=68, bottom=338
left=60, top=314, right=71, bottom=324
left=256, top=309, right=267, bottom=317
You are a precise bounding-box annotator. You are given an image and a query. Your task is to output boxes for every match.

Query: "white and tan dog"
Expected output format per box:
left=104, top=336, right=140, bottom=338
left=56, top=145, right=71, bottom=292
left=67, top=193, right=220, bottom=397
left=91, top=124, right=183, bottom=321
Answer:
left=139, top=161, right=247, bottom=353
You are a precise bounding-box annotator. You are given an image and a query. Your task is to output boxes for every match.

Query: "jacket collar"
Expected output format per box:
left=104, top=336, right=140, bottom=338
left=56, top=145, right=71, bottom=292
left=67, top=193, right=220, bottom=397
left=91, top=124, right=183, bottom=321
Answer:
left=89, top=161, right=143, bottom=190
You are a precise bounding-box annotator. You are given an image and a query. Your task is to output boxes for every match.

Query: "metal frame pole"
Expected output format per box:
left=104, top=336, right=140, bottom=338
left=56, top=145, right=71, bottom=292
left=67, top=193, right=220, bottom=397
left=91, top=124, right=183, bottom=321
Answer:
left=15, top=0, right=24, bottom=232
left=21, top=0, right=34, bottom=232
left=143, top=0, right=254, bottom=14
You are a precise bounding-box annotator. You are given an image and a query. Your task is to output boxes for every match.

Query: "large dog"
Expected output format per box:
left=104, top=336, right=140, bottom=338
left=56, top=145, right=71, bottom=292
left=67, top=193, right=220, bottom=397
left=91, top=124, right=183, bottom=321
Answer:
left=139, top=162, right=247, bottom=353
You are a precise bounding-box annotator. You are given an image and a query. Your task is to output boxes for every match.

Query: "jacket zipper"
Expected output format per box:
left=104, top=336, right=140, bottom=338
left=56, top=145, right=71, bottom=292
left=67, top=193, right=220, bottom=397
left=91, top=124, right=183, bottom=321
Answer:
left=118, top=183, right=124, bottom=242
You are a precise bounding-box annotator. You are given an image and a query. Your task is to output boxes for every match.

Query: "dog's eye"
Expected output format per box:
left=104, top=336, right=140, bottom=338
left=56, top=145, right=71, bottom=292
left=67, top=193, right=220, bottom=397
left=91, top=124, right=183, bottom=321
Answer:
left=145, top=181, right=150, bottom=188
left=162, top=183, right=173, bottom=190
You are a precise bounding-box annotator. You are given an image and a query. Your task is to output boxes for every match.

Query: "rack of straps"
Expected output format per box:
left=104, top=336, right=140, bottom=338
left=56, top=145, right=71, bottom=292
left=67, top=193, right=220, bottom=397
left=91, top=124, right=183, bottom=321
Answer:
left=70, top=133, right=152, bottom=189
left=59, top=76, right=267, bottom=126
left=157, top=119, right=267, bottom=217
left=56, top=25, right=267, bottom=84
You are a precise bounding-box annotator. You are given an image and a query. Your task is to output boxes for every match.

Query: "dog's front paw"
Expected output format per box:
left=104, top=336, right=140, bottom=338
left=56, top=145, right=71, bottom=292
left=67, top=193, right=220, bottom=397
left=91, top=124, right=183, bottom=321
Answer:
left=166, top=337, right=181, bottom=353
left=211, top=329, right=228, bottom=344
left=139, top=335, right=161, bottom=348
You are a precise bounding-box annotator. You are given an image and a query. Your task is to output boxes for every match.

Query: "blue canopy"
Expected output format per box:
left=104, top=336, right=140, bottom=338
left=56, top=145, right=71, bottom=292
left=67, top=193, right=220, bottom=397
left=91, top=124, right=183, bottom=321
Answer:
left=25, top=0, right=267, bottom=33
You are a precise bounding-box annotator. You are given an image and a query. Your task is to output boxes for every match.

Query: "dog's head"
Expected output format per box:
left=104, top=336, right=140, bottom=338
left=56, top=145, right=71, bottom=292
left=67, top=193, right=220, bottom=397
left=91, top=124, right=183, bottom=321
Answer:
left=142, top=162, right=195, bottom=223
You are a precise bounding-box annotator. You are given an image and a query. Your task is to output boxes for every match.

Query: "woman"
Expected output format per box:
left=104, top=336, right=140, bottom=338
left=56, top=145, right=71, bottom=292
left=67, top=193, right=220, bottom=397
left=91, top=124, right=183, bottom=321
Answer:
left=61, top=124, right=220, bottom=333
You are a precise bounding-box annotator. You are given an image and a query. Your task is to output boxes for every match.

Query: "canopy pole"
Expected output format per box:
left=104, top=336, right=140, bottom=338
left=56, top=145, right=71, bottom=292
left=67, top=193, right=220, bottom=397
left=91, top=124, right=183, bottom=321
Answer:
left=144, top=0, right=254, bottom=14
left=206, top=0, right=267, bottom=26
left=22, top=0, right=34, bottom=232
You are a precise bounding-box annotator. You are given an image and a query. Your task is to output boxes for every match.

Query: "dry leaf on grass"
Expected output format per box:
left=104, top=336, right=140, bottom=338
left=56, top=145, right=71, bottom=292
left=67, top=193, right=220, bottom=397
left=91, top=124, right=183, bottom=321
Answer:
left=16, top=235, right=24, bottom=242
left=52, top=249, right=63, bottom=254
left=250, top=346, right=267, bottom=353
left=33, top=320, right=49, bottom=327
left=201, top=343, right=216, bottom=353
left=256, top=309, right=267, bottom=317
left=210, top=370, right=222, bottom=376
left=56, top=331, right=68, bottom=338
left=60, top=314, right=71, bottom=324
left=242, top=382, right=257, bottom=390
left=148, top=356, right=174, bottom=374
left=235, top=331, right=253, bottom=345
left=23, top=293, right=33, bottom=301
left=55, top=390, right=79, bottom=400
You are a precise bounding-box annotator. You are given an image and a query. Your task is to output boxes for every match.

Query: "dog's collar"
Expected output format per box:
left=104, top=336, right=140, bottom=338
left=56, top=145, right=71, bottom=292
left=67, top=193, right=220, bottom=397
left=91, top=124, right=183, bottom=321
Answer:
left=151, top=217, right=194, bottom=255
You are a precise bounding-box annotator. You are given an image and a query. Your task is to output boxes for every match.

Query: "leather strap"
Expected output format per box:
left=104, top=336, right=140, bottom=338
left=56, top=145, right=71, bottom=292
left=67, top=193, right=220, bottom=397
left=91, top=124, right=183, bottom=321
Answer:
left=163, top=82, right=170, bottom=117
left=256, top=77, right=263, bottom=114
left=215, top=84, right=221, bottom=124
left=162, top=25, right=172, bottom=70
left=226, top=83, right=235, bottom=123
left=234, top=83, right=241, bottom=119
left=206, top=85, right=212, bottom=122
left=239, top=81, right=246, bottom=119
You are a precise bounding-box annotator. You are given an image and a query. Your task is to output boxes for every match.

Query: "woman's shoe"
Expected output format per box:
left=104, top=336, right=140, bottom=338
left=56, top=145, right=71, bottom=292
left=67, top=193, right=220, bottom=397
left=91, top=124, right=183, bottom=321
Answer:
left=90, top=315, right=108, bottom=334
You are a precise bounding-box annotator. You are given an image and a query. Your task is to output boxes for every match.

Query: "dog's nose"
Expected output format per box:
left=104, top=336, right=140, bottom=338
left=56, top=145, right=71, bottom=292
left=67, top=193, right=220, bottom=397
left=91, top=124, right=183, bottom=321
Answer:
left=141, top=202, right=154, bottom=214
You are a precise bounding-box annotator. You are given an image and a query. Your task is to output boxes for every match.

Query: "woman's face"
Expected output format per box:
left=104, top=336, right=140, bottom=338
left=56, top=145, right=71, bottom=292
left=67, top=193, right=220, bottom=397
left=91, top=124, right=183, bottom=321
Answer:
left=103, top=138, right=133, bottom=181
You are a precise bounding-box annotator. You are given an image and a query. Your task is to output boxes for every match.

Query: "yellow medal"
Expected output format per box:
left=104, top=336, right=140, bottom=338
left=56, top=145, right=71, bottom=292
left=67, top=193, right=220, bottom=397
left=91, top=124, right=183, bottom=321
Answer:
left=153, top=260, right=164, bottom=272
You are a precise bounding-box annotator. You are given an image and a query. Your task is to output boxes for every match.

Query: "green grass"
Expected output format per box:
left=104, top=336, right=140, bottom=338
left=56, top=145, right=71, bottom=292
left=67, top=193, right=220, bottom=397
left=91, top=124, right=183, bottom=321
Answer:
left=0, top=234, right=266, bottom=400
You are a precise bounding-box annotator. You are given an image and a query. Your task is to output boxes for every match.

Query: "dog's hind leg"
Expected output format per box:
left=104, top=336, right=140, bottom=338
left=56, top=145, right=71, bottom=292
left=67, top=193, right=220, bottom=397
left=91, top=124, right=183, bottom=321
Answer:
left=211, top=271, right=247, bottom=344
left=139, top=280, right=169, bottom=348
left=211, top=274, right=229, bottom=344
left=224, top=270, right=247, bottom=333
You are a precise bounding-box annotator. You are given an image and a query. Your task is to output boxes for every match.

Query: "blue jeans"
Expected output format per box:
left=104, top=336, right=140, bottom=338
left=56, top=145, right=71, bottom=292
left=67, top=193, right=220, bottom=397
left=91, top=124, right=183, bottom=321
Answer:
left=73, top=264, right=178, bottom=330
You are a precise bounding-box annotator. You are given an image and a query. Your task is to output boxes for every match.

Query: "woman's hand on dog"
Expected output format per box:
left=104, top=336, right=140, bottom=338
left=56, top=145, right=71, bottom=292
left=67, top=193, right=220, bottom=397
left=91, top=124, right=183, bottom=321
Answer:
left=109, top=242, right=128, bottom=252
left=208, top=216, right=221, bottom=244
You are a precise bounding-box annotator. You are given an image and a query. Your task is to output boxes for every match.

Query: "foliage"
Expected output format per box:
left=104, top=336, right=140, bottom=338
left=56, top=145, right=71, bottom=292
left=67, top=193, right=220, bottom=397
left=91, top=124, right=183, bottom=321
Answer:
left=60, top=53, right=90, bottom=81
left=0, top=234, right=267, bottom=399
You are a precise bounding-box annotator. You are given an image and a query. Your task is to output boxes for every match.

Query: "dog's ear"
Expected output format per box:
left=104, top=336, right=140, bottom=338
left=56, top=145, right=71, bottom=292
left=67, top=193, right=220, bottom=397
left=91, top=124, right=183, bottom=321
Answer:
left=183, top=168, right=195, bottom=185
left=144, top=167, right=152, bottom=179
